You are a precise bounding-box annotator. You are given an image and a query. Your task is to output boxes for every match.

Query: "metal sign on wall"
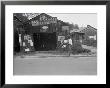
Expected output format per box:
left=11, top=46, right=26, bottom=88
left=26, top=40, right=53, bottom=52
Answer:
left=40, top=26, right=48, bottom=32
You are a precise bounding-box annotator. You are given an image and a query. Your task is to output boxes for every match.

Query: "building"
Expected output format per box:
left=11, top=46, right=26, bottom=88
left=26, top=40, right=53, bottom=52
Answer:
left=70, top=29, right=85, bottom=43
left=14, top=15, right=25, bottom=53
left=80, top=25, right=97, bottom=47
left=23, top=13, right=71, bottom=51
left=14, top=13, right=85, bottom=53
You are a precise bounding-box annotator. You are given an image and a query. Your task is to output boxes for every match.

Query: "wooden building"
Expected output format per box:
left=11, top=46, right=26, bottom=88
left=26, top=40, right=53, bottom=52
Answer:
left=79, top=25, right=97, bottom=47
left=23, top=13, right=71, bottom=51
left=14, top=13, right=85, bottom=53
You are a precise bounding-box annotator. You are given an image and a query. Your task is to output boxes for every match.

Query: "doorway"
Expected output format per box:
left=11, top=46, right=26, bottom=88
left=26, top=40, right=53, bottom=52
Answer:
left=33, top=32, right=57, bottom=51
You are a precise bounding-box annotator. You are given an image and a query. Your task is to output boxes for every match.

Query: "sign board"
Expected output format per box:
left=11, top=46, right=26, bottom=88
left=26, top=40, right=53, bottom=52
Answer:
left=40, top=26, right=48, bottom=32
left=58, top=36, right=65, bottom=41
left=42, top=26, right=48, bottom=30
left=89, top=35, right=96, bottom=40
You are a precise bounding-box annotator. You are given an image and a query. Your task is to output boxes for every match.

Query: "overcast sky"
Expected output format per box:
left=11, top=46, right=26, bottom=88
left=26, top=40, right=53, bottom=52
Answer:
left=48, top=13, right=97, bottom=28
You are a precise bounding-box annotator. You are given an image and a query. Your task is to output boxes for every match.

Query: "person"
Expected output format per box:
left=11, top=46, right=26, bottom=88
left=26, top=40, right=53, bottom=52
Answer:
left=67, top=36, right=73, bottom=56
left=61, top=38, right=68, bottom=52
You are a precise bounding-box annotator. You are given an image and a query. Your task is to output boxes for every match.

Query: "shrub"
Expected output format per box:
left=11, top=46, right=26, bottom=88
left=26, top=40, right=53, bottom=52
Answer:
left=71, top=40, right=91, bottom=54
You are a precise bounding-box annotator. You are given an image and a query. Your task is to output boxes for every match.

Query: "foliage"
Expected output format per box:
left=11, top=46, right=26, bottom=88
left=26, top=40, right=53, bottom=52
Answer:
left=71, top=41, right=91, bottom=54
left=14, top=13, right=29, bottom=23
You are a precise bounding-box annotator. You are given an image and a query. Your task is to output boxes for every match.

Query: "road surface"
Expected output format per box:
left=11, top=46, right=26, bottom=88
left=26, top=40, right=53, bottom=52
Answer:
left=13, top=55, right=97, bottom=75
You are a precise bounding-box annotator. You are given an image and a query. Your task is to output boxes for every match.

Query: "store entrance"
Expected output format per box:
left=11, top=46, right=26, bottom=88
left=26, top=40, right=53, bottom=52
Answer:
left=33, top=32, right=57, bottom=51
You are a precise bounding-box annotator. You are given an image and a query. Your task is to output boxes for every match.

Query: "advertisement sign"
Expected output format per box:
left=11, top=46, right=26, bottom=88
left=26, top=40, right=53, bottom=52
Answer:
left=58, top=36, right=65, bottom=41
left=31, top=17, right=57, bottom=26
left=40, top=26, right=48, bottom=32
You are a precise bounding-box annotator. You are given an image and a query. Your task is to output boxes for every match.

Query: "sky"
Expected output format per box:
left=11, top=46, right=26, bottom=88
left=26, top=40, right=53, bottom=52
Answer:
left=47, top=13, right=97, bottom=28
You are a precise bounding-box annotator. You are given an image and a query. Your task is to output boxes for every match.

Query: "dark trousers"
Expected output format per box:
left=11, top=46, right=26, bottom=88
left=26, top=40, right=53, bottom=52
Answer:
left=67, top=44, right=72, bottom=56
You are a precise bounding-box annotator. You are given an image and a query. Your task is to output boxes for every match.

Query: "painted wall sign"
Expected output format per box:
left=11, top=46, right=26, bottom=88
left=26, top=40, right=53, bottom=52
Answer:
left=31, top=17, right=57, bottom=26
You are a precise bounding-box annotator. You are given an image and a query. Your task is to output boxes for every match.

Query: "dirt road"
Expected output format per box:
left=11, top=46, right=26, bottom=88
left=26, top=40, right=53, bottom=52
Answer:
left=13, top=55, right=97, bottom=75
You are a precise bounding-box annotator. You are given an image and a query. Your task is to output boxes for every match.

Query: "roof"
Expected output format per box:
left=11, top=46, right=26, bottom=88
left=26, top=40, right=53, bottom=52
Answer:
left=70, top=25, right=97, bottom=35
left=24, top=13, right=70, bottom=26
left=78, top=25, right=97, bottom=36
left=70, top=28, right=85, bottom=33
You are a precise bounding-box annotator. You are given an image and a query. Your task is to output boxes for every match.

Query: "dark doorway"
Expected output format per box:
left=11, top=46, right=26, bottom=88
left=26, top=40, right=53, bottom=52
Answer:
left=14, top=31, right=20, bottom=53
left=33, top=32, right=57, bottom=51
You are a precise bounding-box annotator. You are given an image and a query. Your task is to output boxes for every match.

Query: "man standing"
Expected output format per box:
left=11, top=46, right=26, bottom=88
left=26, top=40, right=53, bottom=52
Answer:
left=67, top=36, right=73, bottom=56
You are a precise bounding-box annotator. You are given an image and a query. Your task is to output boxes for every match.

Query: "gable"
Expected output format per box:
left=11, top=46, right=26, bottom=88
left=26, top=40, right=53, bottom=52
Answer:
left=30, top=13, right=57, bottom=26
left=80, top=25, right=97, bottom=36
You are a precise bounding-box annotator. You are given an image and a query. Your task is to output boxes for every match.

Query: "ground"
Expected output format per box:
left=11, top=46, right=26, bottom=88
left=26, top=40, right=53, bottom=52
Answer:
left=13, top=55, right=97, bottom=75
left=82, top=44, right=97, bottom=55
left=13, top=45, right=97, bottom=75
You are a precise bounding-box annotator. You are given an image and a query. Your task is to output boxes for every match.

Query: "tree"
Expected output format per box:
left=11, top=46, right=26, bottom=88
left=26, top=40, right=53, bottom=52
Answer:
left=67, top=23, right=79, bottom=31
left=74, top=24, right=79, bottom=29
left=69, top=23, right=74, bottom=30
left=14, top=13, right=39, bottom=23
left=14, top=13, right=29, bottom=23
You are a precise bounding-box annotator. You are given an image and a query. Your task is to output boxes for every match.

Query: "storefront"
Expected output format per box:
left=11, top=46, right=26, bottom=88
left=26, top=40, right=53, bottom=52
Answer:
left=23, top=13, right=70, bottom=51
left=14, top=13, right=85, bottom=53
